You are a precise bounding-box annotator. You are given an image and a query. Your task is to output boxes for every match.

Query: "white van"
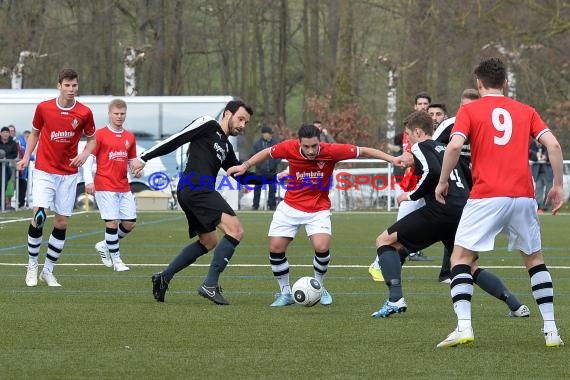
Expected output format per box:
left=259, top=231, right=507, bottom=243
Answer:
left=0, top=90, right=236, bottom=209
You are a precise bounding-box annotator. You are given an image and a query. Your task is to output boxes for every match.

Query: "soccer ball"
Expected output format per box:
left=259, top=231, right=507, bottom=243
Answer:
left=292, top=276, right=322, bottom=306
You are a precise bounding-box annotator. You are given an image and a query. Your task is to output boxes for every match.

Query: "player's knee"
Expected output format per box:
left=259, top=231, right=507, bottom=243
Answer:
left=200, top=238, right=218, bottom=251
left=105, top=220, right=119, bottom=229
left=53, top=215, right=69, bottom=230
left=226, top=225, right=244, bottom=241
left=375, top=236, right=383, bottom=247
left=122, top=221, right=136, bottom=231
left=375, top=232, right=389, bottom=248
left=385, top=278, right=400, bottom=287
left=313, top=243, right=329, bottom=253
left=269, top=241, right=287, bottom=253
left=33, top=207, right=47, bottom=229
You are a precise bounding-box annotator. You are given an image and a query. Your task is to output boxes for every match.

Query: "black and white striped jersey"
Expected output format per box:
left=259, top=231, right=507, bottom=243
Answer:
left=409, top=139, right=469, bottom=213
left=432, top=116, right=473, bottom=190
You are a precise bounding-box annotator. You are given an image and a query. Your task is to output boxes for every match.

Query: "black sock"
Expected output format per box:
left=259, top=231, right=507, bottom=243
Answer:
left=377, top=245, right=403, bottom=302
left=162, top=241, right=209, bottom=282
left=27, top=224, right=43, bottom=259
left=313, top=250, right=330, bottom=285
left=473, top=268, right=522, bottom=311
left=397, top=248, right=409, bottom=266
left=204, top=235, right=239, bottom=286
left=118, top=222, right=131, bottom=239
left=439, top=246, right=452, bottom=279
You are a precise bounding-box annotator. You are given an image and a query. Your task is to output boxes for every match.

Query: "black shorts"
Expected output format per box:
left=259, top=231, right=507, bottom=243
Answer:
left=387, top=206, right=461, bottom=253
left=177, top=188, right=236, bottom=238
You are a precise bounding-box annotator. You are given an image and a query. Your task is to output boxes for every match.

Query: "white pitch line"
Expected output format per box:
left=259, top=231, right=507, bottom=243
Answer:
left=0, top=211, right=88, bottom=225
left=1, top=262, right=569, bottom=269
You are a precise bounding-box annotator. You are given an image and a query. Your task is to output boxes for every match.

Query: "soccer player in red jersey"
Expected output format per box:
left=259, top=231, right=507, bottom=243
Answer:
left=84, top=99, right=138, bottom=272
left=371, top=111, right=529, bottom=319
left=17, top=68, right=96, bottom=287
left=435, top=58, right=564, bottom=348
left=228, top=123, right=405, bottom=307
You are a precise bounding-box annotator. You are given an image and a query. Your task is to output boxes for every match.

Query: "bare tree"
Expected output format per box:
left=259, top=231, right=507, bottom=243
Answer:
left=123, top=46, right=148, bottom=96
left=481, top=41, right=543, bottom=99
left=400, top=0, right=431, bottom=108
left=302, top=0, right=320, bottom=120
left=274, top=0, right=289, bottom=123
left=165, top=0, right=185, bottom=95
left=215, top=0, right=232, bottom=95
left=240, top=1, right=252, bottom=99
left=90, top=0, right=115, bottom=94
left=334, top=0, right=354, bottom=108
left=378, top=56, right=399, bottom=142
left=148, top=0, right=166, bottom=95
left=0, top=0, right=567, bottom=157
left=0, top=51, right=46, bottom=89
left=254, top=0, right=270, bottom=119
left=323, top=0, right=340, bottom=93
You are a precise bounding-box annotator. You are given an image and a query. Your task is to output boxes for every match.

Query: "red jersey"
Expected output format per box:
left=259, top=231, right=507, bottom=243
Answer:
left=92, top=126, right=137, bottom=192
left=33, top=98, right=96, bottom=175
left=402, top=131, right=410, bottom=151
left=270, top=140, right=359, bottom=212
left=399, top=129, right=417, bottom=191
left=451, top=94, right=549, bottom=198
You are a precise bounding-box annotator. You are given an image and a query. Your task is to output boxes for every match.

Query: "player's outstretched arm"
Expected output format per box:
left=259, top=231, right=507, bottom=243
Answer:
left=227, top=147, right=272, bottom=176
left=358, top=146, right=405, bottom=167
left=400, top=151, right=414, bottom=167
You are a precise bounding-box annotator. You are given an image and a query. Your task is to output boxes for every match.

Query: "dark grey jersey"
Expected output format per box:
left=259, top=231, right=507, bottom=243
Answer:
left=140, top=116, right=240, bottom=188
left=140, top=115, right=267, bottom=190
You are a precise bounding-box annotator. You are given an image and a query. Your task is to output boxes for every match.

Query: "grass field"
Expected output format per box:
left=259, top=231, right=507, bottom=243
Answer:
left=0, top=210, right=568, bottom=379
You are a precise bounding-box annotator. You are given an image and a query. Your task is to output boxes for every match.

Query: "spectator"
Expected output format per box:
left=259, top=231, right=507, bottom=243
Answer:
left=0, top=148, right=7, bottom=210
left=9, top=126, right=32, bottom=208
left=313, top=120, right=335, bottom=143
left=7, top=125, right=18, bottom=208
left=251, top=126, right=280, bottom=210
left=18, top=130, right=33, bottom=208
left=0, top=126, right=19, bottom=211
left=529, top=139, right=553, bottom=213
left=8, top=125, right=16, bottom=139
left=427, top=102, right=448, bottom=130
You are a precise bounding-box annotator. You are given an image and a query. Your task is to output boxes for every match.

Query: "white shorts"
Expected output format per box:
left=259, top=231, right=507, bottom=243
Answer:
left=268, top=201, right=332, bottom=238
left=95, top=191, right=137, bottom=220
left=32, top=169, right=78, bottom=216
left=455, top=197, right=541, bottom=254
left=397, top=198, right=425, bottom=220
